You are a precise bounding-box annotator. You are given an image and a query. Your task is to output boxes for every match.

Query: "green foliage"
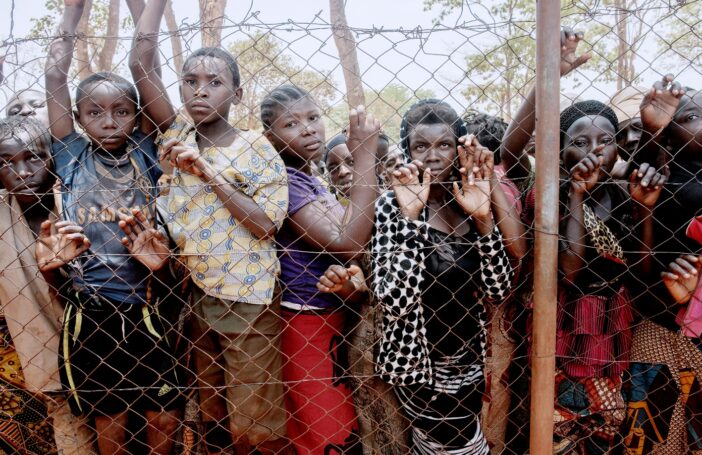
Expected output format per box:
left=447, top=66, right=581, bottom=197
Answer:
left=655, top=1, right=702, bottom=69
left=423, top=0, right=663, bottom=118
left=228, top=31, right=337, bottom=130
left=326, top=83, right=436, bottom=142
left=28, top=0, right=130, bottom=76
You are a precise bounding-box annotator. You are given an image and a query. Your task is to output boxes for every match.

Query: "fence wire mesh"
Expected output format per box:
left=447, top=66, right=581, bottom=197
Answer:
left=0, top=0, right=701, bottom=454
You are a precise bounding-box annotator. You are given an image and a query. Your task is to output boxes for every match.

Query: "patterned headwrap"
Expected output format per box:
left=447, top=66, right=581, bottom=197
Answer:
left=399, top=98, right=468, bottom=158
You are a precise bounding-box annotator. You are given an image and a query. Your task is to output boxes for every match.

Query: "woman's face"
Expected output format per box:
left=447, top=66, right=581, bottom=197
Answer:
left=264, top=97, right=326, bottom=166
left=326, top=143, right=354, bottom=198
left=561, top=115, right=617, bottom=178
left=408, top=123, right=457, bottom=183
left=668, top=92, right=702, bottom=162
left=377, top=147, right=403, bottom=185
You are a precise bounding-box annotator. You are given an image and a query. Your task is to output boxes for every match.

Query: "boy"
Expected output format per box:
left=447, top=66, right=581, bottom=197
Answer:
left=130, top=1, right=289, bottom=452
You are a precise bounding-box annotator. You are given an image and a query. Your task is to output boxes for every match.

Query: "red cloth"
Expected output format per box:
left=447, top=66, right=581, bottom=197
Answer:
left=556, top=286, right=634, bottom=379
left=282, top=310, right=359, bottom=454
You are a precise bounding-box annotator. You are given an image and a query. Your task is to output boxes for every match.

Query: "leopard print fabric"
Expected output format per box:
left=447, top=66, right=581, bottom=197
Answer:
left=371, top=191, right=513, bottom=386
left=582, top=204, right=626, bottom=263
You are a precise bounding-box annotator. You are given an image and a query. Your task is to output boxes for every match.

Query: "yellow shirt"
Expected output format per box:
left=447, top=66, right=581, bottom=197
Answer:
left=161, top=115, right=288, bottom=305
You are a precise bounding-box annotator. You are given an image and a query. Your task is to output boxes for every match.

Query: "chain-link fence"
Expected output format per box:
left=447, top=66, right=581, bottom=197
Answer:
left=0, top=0, right=701, bottom=454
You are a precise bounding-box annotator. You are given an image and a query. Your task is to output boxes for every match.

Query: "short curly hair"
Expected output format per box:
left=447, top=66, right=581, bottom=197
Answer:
left=399, top=99, right=467, bottom=158
left=464, top=111, right=508, bottom=165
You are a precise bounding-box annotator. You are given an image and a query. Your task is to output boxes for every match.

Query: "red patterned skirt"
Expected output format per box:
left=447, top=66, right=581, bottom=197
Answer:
left=556, top=285, right=634, bottom=379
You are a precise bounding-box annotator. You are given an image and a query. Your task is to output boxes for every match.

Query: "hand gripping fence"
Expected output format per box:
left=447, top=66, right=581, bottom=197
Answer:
left=0, top=1, right=700, bottom=453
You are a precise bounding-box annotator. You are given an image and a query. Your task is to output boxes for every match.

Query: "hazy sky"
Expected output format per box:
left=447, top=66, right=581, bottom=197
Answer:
left=0, top=0, right=699, bottom=116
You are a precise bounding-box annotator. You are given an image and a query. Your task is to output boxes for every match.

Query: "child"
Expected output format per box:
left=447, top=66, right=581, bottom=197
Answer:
left=324, top=133, right=354, bottom=200
left=324, top=132, right=393, bottom=198
left=322, top=132, right=412, bottom=453
left=608, top=85, right=647, bottom=179
left=38, top=1, right=182, bottom=454
left=131, top=1, right=290, bottom=452
left=370, top=99, right=513, bottom=453
left=5, top=88, right=50, bottom=128
left=0, top=116, right=94, bottom=454
left=554, top=100, right=665, bottom=453
left=260, top=84, right=380, bottom=454
left=376, top=143, right=403, bottom=187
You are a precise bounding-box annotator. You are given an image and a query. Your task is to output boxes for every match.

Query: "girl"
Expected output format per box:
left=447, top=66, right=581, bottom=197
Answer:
left=554, top=100, right=665, bottom=454
left=321, top=132, right=413, bottom=453
left=39, top=1, right=181, bottom=454
left=260, top=84, right=380, bottom=454
left=371, top=99, right=513, bottom=454
left=0, top=116, right=59, bottom=455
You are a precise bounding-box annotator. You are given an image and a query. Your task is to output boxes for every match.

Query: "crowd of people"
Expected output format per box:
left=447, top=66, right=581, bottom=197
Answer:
left=0, top=0, right=701, bottom=454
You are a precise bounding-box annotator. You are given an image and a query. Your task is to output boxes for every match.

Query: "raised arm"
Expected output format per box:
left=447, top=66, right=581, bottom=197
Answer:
left=129, top=0, right=175, bottom=133
left=500, top=27, right=590, bottom=183
left=631, top=75, right=683, bottom=169
left=288, top=107, right=381, bottom=262
left=628, top=163, right=667, bottom=277
left=559, top=153, right=602, bottom=285
left=45, top=0, right=86, bottom=140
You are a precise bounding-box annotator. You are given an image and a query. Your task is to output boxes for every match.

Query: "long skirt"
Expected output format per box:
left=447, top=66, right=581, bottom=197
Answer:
left=282, top=308, right=360, bottom=454
left=0, top=317, right=55, bottom=454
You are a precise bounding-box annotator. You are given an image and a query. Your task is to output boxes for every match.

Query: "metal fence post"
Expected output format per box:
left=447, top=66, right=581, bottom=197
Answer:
left=530, top=0, right=560, bottom=453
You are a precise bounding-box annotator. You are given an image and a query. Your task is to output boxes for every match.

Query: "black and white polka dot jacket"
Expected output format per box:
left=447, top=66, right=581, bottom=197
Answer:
left=371, top=191, right=513, bottom=386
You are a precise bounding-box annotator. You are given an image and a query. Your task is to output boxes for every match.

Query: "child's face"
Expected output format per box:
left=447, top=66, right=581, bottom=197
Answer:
left=408, top=123, right=457, bottom=183
left=5, top=90, right=49, bottom=129
left=377, top=147, right=403, bottom=185
left=180, top=56, right=242, bottom=125
left=669, top=93, right=702, bottom=161
left=326, top=143, right=353, bottom=197
left=0, top=131, right=53, bottom=203
left=265, top=97, right=325, bottom=166
left=561, top=115, right=617, bottom=178
left=616, top=118, right=643, bottom=161
left=76, top=81, right=138, bottom=154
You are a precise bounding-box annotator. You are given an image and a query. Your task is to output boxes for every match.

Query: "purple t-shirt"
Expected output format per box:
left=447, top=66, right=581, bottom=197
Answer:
left=277, top=167, right=346, bottom=310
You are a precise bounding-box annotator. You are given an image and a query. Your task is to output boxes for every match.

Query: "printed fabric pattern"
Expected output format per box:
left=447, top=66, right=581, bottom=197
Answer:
left=162, top=114, right=288, bottom=305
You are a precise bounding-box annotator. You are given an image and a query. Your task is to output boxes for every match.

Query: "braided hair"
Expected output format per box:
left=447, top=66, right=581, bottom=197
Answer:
left=399, top=99, right=467, bottom=158
left=260, top=84, right=312, bottom=130
left=560, top=100, right=619, bottom=150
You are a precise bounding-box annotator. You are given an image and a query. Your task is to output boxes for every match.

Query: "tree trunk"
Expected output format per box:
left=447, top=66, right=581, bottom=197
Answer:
left=615, top=0, right=629, bottom=90
left=164, top=0, right=185, bottom=73
left=330, top=0, right=365, bottom=108
left=76, top=0, right=94, bottom=80
left=199, top=0, right=227, bottom=48
left=97, top=0, right=120, bottom=72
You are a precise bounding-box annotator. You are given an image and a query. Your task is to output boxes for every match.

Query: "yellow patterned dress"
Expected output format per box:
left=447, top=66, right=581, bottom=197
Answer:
left=0, top=316, right=55, bottom=454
